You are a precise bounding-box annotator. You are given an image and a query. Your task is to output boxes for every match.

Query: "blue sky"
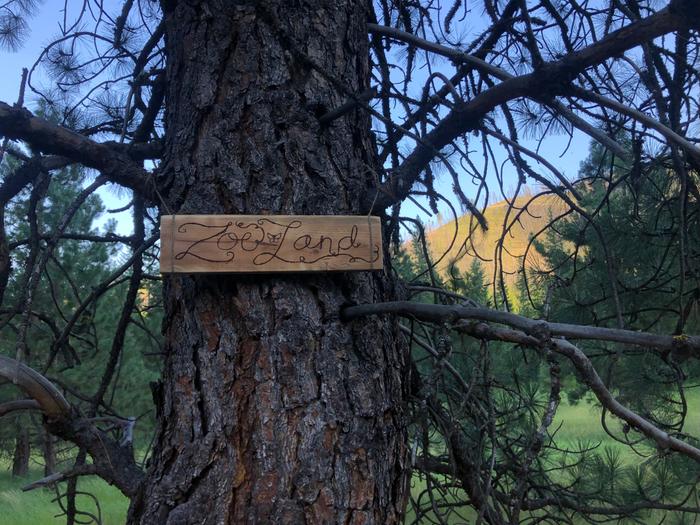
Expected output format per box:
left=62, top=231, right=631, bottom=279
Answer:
left=1, top=1, right=591, bottom=237
left=1, top=0, right=134, bottom=234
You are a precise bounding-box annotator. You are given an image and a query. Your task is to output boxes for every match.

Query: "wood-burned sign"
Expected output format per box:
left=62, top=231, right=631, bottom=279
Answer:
left=160, top=215, right=383, bottom=273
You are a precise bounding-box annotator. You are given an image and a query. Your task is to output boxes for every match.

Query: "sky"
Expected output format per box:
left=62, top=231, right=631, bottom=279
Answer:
left=1, top=0, right=135, bottom=234
left=0, top=1, right=592, bottom=238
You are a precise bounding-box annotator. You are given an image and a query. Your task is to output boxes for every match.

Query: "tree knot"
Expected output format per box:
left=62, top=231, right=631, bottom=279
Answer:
left=669, top=334, right=693, bottom=364
left=528, top=321, right=551, bottom=344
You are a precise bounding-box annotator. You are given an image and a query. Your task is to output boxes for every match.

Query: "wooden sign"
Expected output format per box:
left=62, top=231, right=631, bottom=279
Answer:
left=160, top=215, right=383, bottom=273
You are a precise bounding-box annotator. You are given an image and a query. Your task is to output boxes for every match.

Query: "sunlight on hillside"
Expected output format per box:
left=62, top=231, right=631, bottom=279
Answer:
left=421, top=191, right=568, bottom=288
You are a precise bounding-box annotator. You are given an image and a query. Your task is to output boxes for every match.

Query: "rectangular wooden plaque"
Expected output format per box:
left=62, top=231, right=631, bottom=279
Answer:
left=160, top=215, right=383, bottom=273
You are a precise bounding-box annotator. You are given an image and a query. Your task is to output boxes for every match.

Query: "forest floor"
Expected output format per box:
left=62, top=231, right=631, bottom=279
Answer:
left=1, top=393, right=698, bottom=524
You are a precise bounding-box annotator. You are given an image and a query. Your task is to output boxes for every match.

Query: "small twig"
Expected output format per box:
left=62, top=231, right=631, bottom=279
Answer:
left=22, top=465, right=98, bottom=492
left=0, top=68, right=29, bottom=164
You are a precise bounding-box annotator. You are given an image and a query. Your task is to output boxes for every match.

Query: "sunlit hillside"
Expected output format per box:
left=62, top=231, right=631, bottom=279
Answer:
left=421, top=190, right=569, bottom=287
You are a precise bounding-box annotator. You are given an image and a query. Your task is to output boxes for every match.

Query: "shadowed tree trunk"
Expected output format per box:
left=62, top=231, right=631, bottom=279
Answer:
left=127, top=1, right=409, bottom=523
left=12, top=426, right=30, bottom=477
left=42, top=427, right=55, bottom=476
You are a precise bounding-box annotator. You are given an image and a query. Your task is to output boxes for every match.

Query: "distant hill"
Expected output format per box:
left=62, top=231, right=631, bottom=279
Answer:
left=420, top=191, right=569, bottom=287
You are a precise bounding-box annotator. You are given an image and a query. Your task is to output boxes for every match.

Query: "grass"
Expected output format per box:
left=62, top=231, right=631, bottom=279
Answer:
left=407, top=390, right=700, bottom=524
left=1, top=393, right=697, bottom=523
left=551, top=395, right=633, bottom=454
left=553, top=389, right=700, bottom=450
left=0, top=466, right=128, bottom=525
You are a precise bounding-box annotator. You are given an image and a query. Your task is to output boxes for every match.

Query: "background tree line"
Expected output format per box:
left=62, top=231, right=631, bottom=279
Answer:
left=396, top=137, right=699, bottom=523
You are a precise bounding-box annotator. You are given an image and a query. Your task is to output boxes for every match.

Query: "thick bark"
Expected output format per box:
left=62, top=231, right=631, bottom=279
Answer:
left=128, top=1, right=408, bottom=524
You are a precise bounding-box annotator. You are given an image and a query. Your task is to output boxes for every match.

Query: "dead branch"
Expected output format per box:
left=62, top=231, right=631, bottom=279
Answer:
left=0, top=399, right=41, bottom=416
left=343, top=301, right=700, bottom=356
left=347, top=301, right=700, bottom=462
left=0, top=355, right=144, bottom=496
left=0, top=102, right=158, bottom=201
left=22, top=465, right=98, bottom=492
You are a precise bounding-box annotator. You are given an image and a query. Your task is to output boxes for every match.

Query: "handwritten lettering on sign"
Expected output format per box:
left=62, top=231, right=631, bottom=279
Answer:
left=160, top=215, right=383, bottom=273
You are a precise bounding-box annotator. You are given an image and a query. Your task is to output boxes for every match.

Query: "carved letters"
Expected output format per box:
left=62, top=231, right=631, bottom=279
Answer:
left=160, top=215, right=383, bottom=273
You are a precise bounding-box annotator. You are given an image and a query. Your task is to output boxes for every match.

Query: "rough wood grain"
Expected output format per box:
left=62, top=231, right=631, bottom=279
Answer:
left=160, top=215, right=383, bottom=273
left=128, top=2, right=409, bottom=523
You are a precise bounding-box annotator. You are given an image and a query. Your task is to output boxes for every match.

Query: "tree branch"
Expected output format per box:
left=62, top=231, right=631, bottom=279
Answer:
left=0, top=102, right=159, bottom=201
left=0, top=355, right=71, bottom=417
left=363, top=3, right=698, bottom=211
left=345, top=301, right=700, bottom=462
left=343, top=301, right=700, bottom=356
left=367, top=24, right=511, bottom=81
left=570, top=85, right=700, bottom=163
left=22, top=465, right=98, bottom=492
left=0, top=399, right=41, bottom=417
left=0, top=355, right=144, bottom=497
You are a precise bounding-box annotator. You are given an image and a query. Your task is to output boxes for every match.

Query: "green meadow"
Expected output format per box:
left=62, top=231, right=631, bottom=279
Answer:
left=406, top=390, right=700, bottom=524
left=0, top=469, right=128, bottom=525
left=1, top=393, right=697, bottom=524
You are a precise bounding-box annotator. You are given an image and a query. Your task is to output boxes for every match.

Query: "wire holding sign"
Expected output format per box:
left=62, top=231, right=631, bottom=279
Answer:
left=160, top=215, right=383, bottom=273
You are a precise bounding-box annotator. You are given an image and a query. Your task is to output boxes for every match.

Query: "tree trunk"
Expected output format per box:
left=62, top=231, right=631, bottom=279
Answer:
left=12, top=427, right=30, bottom=477
left=128, top=1, right=409, bottom=524
left=42, top=427, right=55, bottom=476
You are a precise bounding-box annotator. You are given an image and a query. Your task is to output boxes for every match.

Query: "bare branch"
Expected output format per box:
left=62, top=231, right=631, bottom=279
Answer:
left=22, top=465, right=98, bottom=492
left=0, top=355, right=71, bottom=417
left=0, top=102, right=159, bottom=200
left=363, top=4, right=698, bottom=210
left=367, top=24, right=511, bottom=81
left=0, top=355, right=144, bottom=496
left=346, top=301, right=700, bottom=462
left=570, top=85, right=700, bottom=163
left=0, top=399, right=41, bottom=417
left=343, top=301, right=700, bottom=356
